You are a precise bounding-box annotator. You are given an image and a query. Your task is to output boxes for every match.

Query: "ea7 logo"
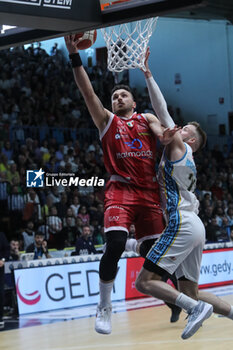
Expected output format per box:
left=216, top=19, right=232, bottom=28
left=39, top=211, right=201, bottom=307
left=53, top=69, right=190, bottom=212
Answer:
left=109, top=216, right=119, bottom=222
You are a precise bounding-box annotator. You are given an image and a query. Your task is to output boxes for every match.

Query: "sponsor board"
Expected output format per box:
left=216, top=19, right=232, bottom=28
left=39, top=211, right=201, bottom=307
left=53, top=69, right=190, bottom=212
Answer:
left=199, top=248, right=233, bottom=287
left=14, top=249, right=233, bottom=314
left=1, top=0, right=73, bottom=9
left=14, top=259, right=126, bottom=314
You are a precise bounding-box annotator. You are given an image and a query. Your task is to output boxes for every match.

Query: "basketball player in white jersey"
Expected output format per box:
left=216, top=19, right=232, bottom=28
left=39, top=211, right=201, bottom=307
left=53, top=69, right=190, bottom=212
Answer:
left=134, top=48, right=233, bottom=339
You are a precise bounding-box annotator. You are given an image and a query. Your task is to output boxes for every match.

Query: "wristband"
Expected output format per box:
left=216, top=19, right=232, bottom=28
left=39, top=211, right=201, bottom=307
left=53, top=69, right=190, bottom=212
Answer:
left=69, top=53, right=82, bottom=68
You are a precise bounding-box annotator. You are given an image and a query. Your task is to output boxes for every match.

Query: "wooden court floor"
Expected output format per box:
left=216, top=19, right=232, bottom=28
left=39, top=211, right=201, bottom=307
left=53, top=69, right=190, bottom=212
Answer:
left=0, top=294, right=233, bottom=350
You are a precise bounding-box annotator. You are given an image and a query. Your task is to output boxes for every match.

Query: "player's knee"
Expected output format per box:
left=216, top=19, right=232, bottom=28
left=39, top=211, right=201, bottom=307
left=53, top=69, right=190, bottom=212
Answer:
left=105, top=231, right=127, bottom=259
left=99, top=231, right=127, bottom=281
left=135, top=271, right=148, bottom=294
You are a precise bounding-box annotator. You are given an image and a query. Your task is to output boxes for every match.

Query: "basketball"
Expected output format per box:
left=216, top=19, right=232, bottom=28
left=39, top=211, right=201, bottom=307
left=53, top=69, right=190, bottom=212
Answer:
left=73, top=30, right=97, bottom=50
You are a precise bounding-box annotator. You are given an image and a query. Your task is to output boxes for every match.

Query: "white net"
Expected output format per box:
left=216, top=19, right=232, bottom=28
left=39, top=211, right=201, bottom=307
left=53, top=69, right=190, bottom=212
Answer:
left=101, top=17, right=158, bottom=72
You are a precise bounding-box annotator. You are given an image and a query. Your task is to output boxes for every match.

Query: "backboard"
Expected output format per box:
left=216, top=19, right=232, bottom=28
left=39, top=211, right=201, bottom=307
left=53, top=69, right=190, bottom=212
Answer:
left=0, top=0, right=205, bottom=50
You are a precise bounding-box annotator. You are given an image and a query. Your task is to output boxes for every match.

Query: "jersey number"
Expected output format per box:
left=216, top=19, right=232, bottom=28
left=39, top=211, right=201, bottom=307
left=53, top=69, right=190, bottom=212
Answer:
left=188, top=173, right=196, bottom=192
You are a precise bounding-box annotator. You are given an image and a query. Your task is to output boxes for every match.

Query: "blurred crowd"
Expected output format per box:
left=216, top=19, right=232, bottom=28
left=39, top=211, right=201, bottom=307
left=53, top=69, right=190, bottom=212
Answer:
left=0, top=43, right=233, bottom=260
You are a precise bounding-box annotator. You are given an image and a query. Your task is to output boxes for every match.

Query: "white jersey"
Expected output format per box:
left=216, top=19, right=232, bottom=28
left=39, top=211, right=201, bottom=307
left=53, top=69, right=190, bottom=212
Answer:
left=157, top=143, right=199, bottom=216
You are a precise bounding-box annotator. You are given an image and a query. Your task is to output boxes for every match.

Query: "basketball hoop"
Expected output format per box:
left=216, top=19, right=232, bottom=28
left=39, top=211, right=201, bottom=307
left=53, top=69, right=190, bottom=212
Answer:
left=101, top=17, right=158, bottom=72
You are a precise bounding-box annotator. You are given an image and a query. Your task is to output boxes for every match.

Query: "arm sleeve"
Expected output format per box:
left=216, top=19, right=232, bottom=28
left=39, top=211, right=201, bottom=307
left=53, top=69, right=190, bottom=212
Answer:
left=146, top=76, right=175, bottom=128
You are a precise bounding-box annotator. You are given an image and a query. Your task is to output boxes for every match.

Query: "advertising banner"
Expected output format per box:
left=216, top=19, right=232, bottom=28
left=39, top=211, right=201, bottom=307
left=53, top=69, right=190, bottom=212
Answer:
left=14, top=249, right=233, bottom=314
left=199, top=248, right=233, bottom=288
left=15, top=259, right=126, bottom=314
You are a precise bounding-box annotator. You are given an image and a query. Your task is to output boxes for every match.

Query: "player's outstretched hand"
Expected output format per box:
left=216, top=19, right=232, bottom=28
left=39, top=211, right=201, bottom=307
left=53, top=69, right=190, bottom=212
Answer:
left=162, top=125, right=181, bottom=145
left=64, top=35, right=79, bottom=54
left=141, top=47, right=152, bottom=78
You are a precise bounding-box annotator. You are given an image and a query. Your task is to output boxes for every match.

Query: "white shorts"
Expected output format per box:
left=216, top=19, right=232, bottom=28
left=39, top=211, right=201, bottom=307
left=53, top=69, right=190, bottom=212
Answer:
left=146, top=210, right=205, bottom=283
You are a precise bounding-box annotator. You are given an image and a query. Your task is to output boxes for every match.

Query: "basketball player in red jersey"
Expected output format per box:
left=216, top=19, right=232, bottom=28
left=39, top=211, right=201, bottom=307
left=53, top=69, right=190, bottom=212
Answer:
left=65, top=35, right=179, bottom=335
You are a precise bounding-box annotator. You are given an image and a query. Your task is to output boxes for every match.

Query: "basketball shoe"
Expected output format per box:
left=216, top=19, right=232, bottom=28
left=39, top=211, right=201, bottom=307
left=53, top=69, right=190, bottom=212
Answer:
left=181, top=301, right=213, bottom=339
left=95, top=305, right=112, bottom=334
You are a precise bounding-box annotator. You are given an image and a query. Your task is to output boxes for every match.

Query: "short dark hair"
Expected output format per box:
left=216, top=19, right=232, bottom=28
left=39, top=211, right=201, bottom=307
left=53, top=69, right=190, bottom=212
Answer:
left=36, top=231, right=45, bottom=237
left=111, top=85, right=135, bottom=100
left=188, top=121, right=207, bottom=152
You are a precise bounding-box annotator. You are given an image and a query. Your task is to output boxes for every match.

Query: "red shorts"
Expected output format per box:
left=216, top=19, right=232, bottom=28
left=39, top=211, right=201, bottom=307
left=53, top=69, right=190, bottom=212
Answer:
left=104, top=181, right=165, bottom=242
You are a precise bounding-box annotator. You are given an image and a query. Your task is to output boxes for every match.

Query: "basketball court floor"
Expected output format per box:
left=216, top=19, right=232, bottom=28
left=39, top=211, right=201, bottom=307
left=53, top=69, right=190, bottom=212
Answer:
left=0, top=285, right=233, bottom=350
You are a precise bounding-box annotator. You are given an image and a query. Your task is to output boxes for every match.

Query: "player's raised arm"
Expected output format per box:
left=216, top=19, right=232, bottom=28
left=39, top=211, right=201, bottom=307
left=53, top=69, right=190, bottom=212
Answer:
left=142, top=48, right=175, bottom=128
left=146, top=113, right=180, bottom=146
left=64, top=35, right=111, bottom=132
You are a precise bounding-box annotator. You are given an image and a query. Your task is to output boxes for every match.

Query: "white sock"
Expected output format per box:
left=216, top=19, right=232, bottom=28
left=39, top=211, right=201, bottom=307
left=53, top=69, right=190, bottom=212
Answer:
left=227, top=305, right=233, bottom=320
left=125, top=238, right=138, bottom=252
left=99, top=280, right=114, bottom=308
left=175, top=293, right=198, bottom=312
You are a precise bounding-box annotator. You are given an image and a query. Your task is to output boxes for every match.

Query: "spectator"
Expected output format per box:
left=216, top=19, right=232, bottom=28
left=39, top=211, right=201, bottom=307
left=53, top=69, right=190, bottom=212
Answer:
left=211, top=179, right=223, bottom=200
left=50, top=42, right=59, bottom=56
left=70, top=195, right=80, bottom=217
left=74, top=225, right=96, bottom=255
left=1, top=141, right=13, bottom=161
left=7, top=185, right=25, bottom=232
left=200, top=205, right=213, bottom=227
left=9, top=239, right=20, bottom=261
left=23, top=188, right=41, bottom=222
left=61, top=216, right=79, bottom=246
left=76, top=216, right=84, bottom=237
left=214, top=206, right=225, bottom=227
left=205, top=217, right=228, bottom=243
left=21, top=220, right=35, bottom=250
left=41, top=196, right=54, bottom=220
left=55, top=144, right=64, bottom=162
left=93, top=224, right=105, bottom=246
left=230, top=227, right=233, bottom=242
left=0, top=171, right=10, bottom=214
left=46, top=206, right=63, bottom=248
left=0, top=153, right=9, bottom=174
left=26, top=231, right=51, bottom=259
left=221, top=216, right=231, bottom=241
left=0, top=231, right=10, bottom=330
left=47, top=187, right=61, bottom=205
left=91, top=203, right=104, bottom=226
left=226, top=207, right=233, bottom=226
left=55, top=192, right=69, bottom=219
left=63, top=207, right=76, bottom=227
left=129, top=224, right=136, bottom=239
left=77, top=205, right=90, bottom=225
left=6, top=162, right=20, bottom=184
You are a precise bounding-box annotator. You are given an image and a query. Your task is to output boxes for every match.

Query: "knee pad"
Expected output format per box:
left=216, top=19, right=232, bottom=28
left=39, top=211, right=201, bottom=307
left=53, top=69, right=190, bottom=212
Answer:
left=106, top=230, right=127, bottom=258
left=99, top=231, right=127, bottom=281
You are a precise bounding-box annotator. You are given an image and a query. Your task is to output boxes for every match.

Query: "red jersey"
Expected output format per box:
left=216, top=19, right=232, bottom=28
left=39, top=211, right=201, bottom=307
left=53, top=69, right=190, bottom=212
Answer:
left=101, top=112, right=159, bottom=191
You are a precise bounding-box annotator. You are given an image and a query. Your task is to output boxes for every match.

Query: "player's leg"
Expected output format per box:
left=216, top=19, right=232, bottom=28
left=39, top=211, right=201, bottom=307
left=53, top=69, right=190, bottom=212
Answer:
left=136, top=262, right=213, bottom=340
left=95, top=202, right=132, bottom=334
left=198, top=290, right=233, bottom=317
left=174, top=213, right=213, bottom=339
left=126, top=236, right=182, bottom=322
left=178, top=273, right=233, bottom=322
left=95, top=230, right=127, bottom=334
left=136, top=211, right=213, bottom=339
left=135, top=204, right=182, bottom=323
left=162, top=273, right=182, bottom=323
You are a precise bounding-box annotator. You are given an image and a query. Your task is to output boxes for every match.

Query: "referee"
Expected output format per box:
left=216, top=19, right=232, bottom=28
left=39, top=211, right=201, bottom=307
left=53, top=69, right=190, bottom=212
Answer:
left=0, top=231, right=10, bottom=330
